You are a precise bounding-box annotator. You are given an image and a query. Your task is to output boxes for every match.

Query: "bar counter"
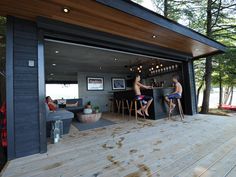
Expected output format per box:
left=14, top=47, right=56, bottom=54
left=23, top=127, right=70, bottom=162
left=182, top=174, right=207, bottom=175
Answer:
left=113, top=87, right=175, bottom=120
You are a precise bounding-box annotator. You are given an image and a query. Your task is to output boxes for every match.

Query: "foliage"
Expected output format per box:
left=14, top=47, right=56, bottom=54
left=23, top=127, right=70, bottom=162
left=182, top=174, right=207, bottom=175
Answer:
left=134, top=0, right=236, bottom=109
left=0, top=16, right=6, bottom=35
left=212, top=48, right=236, bottom=87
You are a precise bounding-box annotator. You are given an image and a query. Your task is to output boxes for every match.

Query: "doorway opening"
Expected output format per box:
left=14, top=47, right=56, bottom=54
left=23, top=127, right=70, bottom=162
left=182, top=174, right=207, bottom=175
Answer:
left=44, top=38, right=183, bottom=146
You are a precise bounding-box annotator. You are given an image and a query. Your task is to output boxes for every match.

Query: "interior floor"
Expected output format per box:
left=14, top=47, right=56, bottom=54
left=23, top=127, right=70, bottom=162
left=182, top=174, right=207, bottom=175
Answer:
left=2, top=113, right=236, bottom=177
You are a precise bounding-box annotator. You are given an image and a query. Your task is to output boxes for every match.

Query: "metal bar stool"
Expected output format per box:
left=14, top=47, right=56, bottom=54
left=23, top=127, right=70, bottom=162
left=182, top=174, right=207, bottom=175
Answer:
left=168, top=98, right=184, bottom=121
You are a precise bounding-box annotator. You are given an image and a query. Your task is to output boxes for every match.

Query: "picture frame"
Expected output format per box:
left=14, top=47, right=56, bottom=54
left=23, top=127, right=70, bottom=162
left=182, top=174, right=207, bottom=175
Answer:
left=111, top=78, right=126, bottom=90
left=87, top=77, right=104, bottom=91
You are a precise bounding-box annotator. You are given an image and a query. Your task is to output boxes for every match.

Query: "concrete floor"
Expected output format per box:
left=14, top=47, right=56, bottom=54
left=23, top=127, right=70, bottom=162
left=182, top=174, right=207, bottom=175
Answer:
left=1, top=113, right=236, bottom=177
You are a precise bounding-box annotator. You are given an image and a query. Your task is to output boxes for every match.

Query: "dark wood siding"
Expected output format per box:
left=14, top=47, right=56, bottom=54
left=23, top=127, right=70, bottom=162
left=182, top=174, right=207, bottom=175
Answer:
left=182, top=60, right=197, bottom=115
left=12, top=17, right=40, bottom=158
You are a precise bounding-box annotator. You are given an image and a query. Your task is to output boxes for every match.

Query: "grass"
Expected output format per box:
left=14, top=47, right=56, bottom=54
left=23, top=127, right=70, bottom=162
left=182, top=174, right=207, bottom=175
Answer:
left=208, top=108, right=232, bottom=116
left=198, top=107, right=235, bottom=116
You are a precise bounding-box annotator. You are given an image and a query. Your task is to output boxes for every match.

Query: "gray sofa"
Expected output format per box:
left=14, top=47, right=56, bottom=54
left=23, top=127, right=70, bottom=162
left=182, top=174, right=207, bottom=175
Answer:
left=60, top=98, right=84, bottom=116
left=46, top=104, right=74, bottom=137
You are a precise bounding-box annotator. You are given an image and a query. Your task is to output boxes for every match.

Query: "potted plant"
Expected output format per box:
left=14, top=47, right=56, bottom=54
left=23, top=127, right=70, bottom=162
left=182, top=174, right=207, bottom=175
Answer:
left=85, top=101, right=92, bottom=109
left=94, top=106, right=100, bottom=113
left=84, top=101, right=93, bottom=114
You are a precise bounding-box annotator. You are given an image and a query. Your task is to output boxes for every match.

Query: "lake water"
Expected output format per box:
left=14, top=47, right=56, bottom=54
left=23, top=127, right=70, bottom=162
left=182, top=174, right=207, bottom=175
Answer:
left=198, top=88, right=236, bottom=108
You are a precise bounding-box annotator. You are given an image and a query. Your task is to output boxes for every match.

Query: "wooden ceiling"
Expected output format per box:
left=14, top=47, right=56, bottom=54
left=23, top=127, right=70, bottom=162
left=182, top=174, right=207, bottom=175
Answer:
left=0, top=0, right=222, bottom=58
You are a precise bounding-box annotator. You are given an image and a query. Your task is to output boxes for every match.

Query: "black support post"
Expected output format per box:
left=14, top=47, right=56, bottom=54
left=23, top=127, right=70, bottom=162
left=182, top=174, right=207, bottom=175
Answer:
left=6, top=17, right=41, bottom=159
left=6, top=16, right=15, bottom=160
left=182, top=60, right=198, bottom=115
left=38, top=30, right=47, bottom=153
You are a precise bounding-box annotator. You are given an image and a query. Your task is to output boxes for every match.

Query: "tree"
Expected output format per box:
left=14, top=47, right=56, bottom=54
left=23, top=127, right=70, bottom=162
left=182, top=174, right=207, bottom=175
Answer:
left=134, top=0, right=236, bottom=112
left=200, top=0, right=214, bottom=113
left=194, top=59, right=205, bottom=105
left=212, top=48, right=236, bottom=106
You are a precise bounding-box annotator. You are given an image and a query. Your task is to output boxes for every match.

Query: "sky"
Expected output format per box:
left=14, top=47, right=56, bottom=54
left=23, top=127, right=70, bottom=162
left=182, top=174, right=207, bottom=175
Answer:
left=139, top=0, right=156, bottom=11
left=135, top=0, right=189, bottom=26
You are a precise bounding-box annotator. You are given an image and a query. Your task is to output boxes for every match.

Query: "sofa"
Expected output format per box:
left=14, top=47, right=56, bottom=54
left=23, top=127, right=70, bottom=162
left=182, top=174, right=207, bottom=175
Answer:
left=46, top=104, right=74, bottom=137
left=64, top=98, right=84, bottom=116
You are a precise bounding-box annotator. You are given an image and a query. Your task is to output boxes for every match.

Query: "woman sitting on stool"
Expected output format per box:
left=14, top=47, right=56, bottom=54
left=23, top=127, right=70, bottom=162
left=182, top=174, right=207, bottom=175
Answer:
left=165, top=75, right=183, bottom=112
left=134, top=74, right=153, bottom=116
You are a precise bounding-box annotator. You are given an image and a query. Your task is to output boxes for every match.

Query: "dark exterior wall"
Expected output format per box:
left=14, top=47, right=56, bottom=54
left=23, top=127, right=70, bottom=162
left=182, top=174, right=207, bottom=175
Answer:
left=182, top=60, right=198, bottom=115
left=6, top=16, right=198, bottom=160
left=7, top=17, right=40, bottom=159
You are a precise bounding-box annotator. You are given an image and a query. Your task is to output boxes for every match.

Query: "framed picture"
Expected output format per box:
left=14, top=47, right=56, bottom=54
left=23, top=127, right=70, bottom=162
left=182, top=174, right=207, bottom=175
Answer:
left=87, top=77, right=104, bottom=91
left=112, top=78, right=126, bottom=90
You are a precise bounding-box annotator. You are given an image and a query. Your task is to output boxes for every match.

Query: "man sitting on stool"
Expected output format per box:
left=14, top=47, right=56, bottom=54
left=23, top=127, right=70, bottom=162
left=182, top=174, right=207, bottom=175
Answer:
left=134, top=74, right=153, bottom=116
left=165, top=75, right=183, bottom=112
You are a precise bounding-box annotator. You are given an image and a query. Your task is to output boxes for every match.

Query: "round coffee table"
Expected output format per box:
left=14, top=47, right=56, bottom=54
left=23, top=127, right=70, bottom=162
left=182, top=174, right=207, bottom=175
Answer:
left=77, top=112, right=102, bottom=123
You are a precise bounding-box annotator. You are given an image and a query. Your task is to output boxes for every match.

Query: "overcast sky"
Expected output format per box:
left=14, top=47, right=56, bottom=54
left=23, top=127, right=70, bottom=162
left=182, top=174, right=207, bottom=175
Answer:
left=140, top=0, right=156, bottom=11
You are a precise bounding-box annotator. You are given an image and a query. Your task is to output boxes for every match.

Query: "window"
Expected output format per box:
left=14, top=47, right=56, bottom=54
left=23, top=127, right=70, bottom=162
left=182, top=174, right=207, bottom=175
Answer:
left=46, top=84, right=78, bottom=99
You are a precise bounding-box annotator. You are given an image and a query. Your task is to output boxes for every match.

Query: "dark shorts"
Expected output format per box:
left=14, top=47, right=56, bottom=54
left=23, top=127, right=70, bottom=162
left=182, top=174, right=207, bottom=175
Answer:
left=135, top=95, right=153, bottom=105
left=167, top=93, right=181, bottom=99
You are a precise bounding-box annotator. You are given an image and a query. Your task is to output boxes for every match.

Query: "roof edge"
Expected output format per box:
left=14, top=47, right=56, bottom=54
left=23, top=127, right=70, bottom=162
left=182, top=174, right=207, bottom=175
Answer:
left=96, top=0, right=227, bottom=53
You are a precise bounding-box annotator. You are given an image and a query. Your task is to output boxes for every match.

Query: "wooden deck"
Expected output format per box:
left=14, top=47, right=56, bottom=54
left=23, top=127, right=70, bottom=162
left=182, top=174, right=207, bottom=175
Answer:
left=1, top=113, right=236, bottom=177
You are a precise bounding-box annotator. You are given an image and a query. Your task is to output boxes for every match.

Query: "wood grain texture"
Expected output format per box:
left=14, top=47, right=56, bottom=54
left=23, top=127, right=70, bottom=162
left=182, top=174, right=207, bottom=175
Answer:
left=2, top=113, right=236, bottom=177
left=12, top=18, right=40, bottom=158
left=0, top=0, right=219, bottom=58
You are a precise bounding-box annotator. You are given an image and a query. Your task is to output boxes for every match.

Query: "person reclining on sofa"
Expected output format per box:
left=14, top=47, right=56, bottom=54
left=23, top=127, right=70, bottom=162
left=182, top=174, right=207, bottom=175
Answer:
left=46, top=96, right=57, bottom=111
left=46, top=96, right=80, bottom=111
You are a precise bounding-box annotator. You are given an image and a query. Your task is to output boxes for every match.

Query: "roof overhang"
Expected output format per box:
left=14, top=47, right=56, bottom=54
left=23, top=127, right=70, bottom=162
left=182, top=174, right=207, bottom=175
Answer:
left=0, top=0, right=226, bottom=59
left=97, top=0, right=227, bottom=57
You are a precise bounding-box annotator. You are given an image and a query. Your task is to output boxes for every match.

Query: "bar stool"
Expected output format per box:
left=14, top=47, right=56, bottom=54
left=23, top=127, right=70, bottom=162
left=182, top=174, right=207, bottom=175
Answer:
left=129, top=99, right=146, bottom=121
left=121, top=99, right=130, bottom=118
left=115, top=98, right=122, bottom=114
left=168, top=98, right=184, bottom=121
left=108, top=97, right=114, bottom=113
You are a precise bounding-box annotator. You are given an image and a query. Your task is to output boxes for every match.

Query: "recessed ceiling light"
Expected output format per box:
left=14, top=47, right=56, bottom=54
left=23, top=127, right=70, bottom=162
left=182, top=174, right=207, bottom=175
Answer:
left=114, top=58, right=118, bottom=61
left=156, top=65, right=159, bottom=69
left=52, top=63, right=56, bottom=66
left=55, top=50, right=59, bottom=54
left=62, top=7, right=70, bottom=13
left=160, top=64, right=163, bottom=67
left=152, top=35, right=156, bottom=38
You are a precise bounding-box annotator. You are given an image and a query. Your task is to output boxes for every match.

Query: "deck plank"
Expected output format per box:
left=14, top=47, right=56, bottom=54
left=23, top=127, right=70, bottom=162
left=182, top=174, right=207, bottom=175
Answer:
left=2, top=113, right=236, bottom=177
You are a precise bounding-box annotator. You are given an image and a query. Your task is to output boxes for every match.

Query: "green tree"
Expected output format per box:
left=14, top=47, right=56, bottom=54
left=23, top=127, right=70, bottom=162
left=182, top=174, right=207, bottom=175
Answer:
left=133, top=0, right=236, bottom=112
left=212, top=48, right=236, bottom=106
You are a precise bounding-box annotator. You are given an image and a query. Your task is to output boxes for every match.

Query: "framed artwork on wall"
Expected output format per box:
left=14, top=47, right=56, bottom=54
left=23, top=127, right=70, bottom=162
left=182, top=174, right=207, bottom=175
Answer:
left=87, top=77, right=104, bottom=91
left=111, top=78, right=126, bottom=90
